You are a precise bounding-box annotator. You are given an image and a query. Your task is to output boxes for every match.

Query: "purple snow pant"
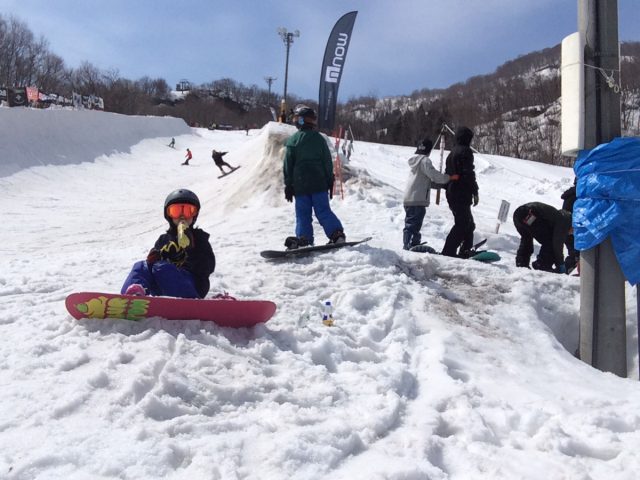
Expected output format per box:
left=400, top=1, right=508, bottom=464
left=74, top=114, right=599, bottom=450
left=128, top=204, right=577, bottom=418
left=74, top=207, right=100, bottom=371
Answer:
left=120, top=260, right=199, bottom=298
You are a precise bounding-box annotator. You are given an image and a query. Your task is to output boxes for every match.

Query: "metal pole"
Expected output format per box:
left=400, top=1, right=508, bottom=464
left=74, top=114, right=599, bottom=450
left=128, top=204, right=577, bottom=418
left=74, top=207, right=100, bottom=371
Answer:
left=283, top=33, right=291, bottom=105
left=277, top=28, right=299, bottom=120
left=578, top=0, right=627, bottom=377
left=264, top=76, right=276, bottom=105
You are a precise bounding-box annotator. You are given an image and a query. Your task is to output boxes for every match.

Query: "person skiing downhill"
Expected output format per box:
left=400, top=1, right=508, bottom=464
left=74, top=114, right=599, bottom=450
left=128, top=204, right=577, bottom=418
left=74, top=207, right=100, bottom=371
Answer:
left=403, top=139, right=459, bottom=250
left=121, top=189, right=216, bottom=298
left=182, top=148, right=192, bottom=165
left=282, top=105, right=345, bottom=249
left=441, top=126, right=480, bottom=258
left=168, top=137, right=175, bottom=148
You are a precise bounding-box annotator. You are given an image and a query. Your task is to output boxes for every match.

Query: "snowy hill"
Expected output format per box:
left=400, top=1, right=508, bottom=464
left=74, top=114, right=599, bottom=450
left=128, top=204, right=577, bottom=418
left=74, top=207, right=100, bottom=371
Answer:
left=1, top=109, right=639, bottom=479
left=0, top=108, right=190, bottom=177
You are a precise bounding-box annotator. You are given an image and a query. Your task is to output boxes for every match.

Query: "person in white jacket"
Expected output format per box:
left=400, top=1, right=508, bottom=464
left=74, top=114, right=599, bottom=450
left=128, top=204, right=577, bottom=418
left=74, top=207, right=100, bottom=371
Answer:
left=403, top=139, right=459, bottom=250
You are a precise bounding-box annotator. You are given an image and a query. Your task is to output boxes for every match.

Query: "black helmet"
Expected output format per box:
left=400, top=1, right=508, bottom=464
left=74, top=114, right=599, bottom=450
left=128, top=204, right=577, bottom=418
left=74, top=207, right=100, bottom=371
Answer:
left=164, top=188, right=201, bottom=224
left=293, top=104, right=317, bottom=128
left=416, top=138, right=433, bottom=155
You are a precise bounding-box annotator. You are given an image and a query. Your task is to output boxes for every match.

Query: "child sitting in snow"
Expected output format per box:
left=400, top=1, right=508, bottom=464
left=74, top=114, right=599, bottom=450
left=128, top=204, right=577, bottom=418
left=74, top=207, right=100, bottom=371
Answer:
left=121, top=189, right=216, bottom=298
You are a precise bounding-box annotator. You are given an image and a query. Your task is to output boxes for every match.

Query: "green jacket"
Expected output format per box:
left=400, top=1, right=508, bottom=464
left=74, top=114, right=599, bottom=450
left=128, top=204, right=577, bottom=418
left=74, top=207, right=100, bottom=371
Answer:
left=283, top=128, right=334, bottom=196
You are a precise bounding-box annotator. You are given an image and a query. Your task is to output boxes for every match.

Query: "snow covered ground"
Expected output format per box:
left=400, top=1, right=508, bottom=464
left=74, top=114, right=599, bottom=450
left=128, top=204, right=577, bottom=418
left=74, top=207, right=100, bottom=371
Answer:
left=0, top=109, right=639, bottom=479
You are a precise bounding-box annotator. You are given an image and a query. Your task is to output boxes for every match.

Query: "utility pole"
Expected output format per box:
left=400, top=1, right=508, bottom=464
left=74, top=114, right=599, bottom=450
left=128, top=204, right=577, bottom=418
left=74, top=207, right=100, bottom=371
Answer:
left=578, top=0, right=626, bottom=376
left=277, top=27, right=299, bottom=118
left=264, top=76, right=277, bottom=105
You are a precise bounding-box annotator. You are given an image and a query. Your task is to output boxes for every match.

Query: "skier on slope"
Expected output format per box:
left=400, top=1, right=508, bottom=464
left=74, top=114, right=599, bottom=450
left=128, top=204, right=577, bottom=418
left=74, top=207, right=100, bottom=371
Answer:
left=211, top=149, right=236, bottom=175
left=121, top=189, right=216, bottom=298
left=182, top=148, right=192, bottom=166
left=513, top=201, right=572, bottom=274
left=441, top=126, right=480, bottom=258
left=403, top=138, right=459, bottom=251
left=282, top=105, right=345, bottom=249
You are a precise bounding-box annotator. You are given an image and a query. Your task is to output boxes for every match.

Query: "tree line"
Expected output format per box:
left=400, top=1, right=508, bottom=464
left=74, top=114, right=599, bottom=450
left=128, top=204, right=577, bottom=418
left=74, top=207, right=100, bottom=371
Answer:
left=338, top=43, right=640, bottom=165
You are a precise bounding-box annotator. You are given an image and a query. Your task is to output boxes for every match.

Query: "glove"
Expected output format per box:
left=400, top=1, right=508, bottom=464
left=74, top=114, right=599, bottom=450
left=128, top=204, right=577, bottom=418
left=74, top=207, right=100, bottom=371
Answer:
left=159, top=241, right=187, bottom=265
left=556, top=264, right=567, bottom=274
left=285, top=185, right=294, bottom=202
left=473, top=194, right=479, bottom=206
left=449, top=174, right=460, bottom=181
left=146, top=248, right=160, bottom=267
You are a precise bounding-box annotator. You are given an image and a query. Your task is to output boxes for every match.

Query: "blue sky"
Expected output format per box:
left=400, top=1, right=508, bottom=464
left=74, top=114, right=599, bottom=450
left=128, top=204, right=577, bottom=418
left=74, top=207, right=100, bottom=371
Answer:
left=3, top=0, right=639, bottom=101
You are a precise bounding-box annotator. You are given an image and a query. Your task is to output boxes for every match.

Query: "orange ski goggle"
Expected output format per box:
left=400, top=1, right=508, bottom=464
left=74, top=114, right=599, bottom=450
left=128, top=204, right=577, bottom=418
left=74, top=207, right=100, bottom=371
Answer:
left=166, top=203, right=198, bottom=219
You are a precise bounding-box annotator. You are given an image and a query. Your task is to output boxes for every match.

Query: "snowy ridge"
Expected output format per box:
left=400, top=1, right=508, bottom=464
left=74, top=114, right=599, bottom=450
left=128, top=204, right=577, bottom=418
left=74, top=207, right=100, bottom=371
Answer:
left=0, top=109, right=639, bottom=479
left=0, top=108, right=190, bottom=178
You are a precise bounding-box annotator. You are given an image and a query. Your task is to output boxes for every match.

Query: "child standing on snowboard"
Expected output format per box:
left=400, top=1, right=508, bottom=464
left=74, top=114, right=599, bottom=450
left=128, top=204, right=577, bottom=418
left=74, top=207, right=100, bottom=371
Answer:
left=282, top=105, right=345, bottom=249
left=121, top=189, right=216, bottom=298
left=403, top=138, right=458, bottom=250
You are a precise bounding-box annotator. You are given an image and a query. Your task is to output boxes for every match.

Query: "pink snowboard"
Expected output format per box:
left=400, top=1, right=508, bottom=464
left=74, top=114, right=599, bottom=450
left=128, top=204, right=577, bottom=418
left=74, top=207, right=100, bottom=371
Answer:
left=65, top=292, right=276, bottom=328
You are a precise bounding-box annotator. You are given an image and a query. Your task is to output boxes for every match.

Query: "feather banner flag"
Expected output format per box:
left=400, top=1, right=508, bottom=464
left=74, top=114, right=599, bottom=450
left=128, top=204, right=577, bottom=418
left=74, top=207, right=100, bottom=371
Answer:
left=318, top=11, right=357, bottom=131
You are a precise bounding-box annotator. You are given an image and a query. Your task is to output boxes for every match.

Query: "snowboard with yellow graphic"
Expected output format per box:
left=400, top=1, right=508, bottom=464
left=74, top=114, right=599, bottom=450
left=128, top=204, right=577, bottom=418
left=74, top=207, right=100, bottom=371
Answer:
left=65, top=292, right=276, bottom=328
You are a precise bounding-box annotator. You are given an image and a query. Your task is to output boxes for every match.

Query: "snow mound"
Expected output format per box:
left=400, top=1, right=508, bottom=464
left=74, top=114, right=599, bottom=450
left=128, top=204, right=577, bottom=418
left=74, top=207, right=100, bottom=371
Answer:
left=0, top=108, right=190, bottom=178
left=217, top=122, right=293, bottom=211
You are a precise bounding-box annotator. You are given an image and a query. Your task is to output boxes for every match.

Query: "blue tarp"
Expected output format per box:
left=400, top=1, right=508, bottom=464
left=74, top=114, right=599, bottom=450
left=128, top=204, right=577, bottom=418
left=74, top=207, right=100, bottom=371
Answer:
left=573, top=136, right=640, bottom=285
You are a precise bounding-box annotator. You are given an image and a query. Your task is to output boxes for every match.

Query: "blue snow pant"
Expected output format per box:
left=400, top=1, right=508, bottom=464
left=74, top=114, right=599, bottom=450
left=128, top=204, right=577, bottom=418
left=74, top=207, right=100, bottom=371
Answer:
left=403, top=206, right=426, bottom=250
left=120, top=260, right=199, bottom=298
left=294, top=191, right=343, bottom=245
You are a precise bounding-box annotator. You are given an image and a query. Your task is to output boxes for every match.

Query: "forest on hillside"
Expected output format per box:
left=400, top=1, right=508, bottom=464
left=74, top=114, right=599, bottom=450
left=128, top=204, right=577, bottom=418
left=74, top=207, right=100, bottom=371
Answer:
left=339, top=43, right=640, bottom=165
left=2, top=13, right=639, bottom=165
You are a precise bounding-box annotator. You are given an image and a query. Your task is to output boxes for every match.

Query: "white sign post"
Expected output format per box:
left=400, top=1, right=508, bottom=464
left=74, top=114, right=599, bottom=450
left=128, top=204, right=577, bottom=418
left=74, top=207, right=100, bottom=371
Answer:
left=496, top=200, right=510, bottom=233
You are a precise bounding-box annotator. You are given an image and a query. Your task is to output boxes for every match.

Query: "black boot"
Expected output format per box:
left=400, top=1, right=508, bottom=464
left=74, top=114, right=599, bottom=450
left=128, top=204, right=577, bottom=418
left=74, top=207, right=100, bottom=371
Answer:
left=285, top=236, right=311, bottom=250
left=327, top=229, right=346, bottom=244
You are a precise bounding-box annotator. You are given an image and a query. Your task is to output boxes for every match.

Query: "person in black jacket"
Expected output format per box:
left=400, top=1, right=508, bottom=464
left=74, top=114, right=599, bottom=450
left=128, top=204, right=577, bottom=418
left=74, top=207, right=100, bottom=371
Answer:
left=513, top=202, right=572, bottom=274
left=561, top=180, right=579, bottom=272
left=212, top=149, right=236, bottom=175
left=121, top=189, right=216, bottom=298
left=441, top=126, right=480, bottom=258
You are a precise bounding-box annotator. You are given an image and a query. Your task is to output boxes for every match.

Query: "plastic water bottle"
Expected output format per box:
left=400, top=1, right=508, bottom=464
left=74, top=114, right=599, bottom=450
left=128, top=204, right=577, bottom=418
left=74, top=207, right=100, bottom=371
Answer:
left=322, top=301, right=334, bottom=326
left=298, top=307, right=311, bottom=327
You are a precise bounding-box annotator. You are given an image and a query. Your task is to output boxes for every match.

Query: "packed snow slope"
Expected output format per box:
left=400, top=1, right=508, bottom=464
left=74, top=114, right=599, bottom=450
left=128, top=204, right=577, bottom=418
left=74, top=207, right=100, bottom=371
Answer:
left=1, top=109, right=639, bottom=480
left=0, top=108, right=190, bottom=178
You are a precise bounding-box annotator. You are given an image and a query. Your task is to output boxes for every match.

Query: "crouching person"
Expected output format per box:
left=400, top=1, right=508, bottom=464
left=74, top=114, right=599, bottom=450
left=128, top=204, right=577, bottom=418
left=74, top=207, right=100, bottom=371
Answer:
left=513, top=202, right=572, bottom=274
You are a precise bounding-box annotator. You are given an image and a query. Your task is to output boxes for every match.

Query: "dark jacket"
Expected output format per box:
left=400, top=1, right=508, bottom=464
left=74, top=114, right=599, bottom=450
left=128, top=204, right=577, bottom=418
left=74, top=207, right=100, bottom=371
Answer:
left=561, top=182, right=577, bottom=213
left=283, top=127, right=334, bottom=196
left=445, top=127, right=478, bottom=205
left=154, top=226, right=216, bottom=298
left=513, top=202, right=572, bottom=267
left=212, top=150, right=228, bottom=165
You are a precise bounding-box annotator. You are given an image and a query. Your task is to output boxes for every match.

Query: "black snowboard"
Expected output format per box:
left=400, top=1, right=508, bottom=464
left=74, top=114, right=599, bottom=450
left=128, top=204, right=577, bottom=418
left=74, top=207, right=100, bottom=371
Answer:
left=218, top=166, right=241, bottom=179
left=260, top=237, right=372, bottom=259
